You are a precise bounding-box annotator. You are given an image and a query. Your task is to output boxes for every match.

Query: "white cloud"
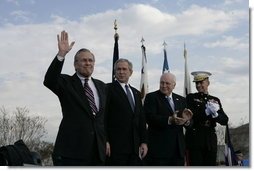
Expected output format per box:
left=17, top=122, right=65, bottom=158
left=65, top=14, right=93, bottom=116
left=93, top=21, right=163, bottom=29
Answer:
left=10, top=10, right=34, bottom=23
left=175, top=5, right=247, bottom=35
left=224, top=0, right=244, bottom=5
left=204, top=35, right=248, bottom=50
left=219, top=57, right=249, bottom=75
left=6, top=0, right=19, bottom=6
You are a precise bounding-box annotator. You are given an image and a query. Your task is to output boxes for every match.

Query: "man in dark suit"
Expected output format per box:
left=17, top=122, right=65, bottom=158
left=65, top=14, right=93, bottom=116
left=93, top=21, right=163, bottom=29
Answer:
left=144, top=73, right=192, bottom=166
left=185, top=71, right=228, bottom=166
left=105, top=58, right=148, bottom=166
left=43, top=31, right=107, bottom=166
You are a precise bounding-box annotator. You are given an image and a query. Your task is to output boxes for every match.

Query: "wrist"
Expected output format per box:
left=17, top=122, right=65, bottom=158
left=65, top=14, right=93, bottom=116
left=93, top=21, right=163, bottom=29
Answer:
left=57, top=50, right=68, bottom=58
left=57, top=54, right=65, bottom=61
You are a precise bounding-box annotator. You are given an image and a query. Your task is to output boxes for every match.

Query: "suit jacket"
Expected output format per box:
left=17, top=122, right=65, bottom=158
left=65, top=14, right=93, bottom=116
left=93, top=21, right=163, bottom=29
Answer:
left=144, top=90, right=187, bottom=159
left=43, top=57, right=106, bottom=162
left=185, top=92, right=228, bottom=151
left=105, top=81, right=147, bottom=155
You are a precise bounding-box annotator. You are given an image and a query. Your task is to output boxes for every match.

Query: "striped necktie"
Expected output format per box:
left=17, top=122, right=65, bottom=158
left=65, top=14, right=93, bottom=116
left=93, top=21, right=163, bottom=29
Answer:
left=84, top=79, right=97, bottom=115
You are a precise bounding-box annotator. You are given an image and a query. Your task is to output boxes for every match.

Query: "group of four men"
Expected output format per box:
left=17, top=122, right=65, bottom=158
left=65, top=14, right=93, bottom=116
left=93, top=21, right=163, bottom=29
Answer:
left=43, top=30, right=229, bottom=166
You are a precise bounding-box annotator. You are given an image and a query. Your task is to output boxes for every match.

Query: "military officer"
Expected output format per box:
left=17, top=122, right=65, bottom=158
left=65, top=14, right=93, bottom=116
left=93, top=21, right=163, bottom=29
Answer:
left=185, top=71, right=229, bottom=166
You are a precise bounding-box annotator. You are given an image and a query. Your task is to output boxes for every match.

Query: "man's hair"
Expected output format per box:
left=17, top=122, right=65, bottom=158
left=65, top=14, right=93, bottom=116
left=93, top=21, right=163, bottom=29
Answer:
left=74, top=48, right=95, bottom=62
left=114, top=58, right=133, bottom=72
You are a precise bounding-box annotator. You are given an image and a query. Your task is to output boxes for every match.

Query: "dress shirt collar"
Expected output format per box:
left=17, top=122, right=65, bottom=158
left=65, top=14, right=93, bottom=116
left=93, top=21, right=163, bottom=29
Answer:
left=117, top=80, right=130, bottom=89
left=165, top=93, right=173, bottom=100
left=76, top=72, right=91, bottom=83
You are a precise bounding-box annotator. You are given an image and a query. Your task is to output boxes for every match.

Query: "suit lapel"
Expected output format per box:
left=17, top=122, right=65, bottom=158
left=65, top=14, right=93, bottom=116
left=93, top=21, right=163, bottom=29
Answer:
left=172, top=93, right=180, bottom=112
left=114, top=81, right=128, bottom=100
left=114, top=81, right=134, bottom=113
left=92, top=78, right=105, bottom=117
left=159, top=91, right=174, bottom=114
left=71, top=74, right=92, bottom=115
left=167, top=99, right=174, bottom=114
left=130, top=86, right=138, bottom=113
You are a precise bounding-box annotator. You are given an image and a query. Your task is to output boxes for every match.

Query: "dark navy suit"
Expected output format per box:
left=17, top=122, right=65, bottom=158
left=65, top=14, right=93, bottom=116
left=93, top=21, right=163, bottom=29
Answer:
left=105, top=81, right=147, bottom=166
left=44, top=57, right=106, bottom=165
left=144, top=90, right=187, bottom=166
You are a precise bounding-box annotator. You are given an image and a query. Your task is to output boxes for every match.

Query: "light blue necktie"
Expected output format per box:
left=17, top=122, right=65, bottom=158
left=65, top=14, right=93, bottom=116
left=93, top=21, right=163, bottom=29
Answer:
left=167, top=96, right=175, bottom=113
left=125, top=84, right=135, bottom=111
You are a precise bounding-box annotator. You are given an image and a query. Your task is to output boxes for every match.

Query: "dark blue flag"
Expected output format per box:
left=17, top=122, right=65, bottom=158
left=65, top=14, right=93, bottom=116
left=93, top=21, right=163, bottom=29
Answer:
left=162, top=41, right=169, bottom=73
left=112, top=33, right=119, bottom=82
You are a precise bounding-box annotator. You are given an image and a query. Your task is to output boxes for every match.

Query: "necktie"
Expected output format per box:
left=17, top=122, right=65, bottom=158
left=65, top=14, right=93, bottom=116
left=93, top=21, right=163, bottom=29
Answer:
left=167, top=96, right=175, bottom=113
left=125, top=84, right=135, bottom=112
left=84, top=79, right=97, bottom=115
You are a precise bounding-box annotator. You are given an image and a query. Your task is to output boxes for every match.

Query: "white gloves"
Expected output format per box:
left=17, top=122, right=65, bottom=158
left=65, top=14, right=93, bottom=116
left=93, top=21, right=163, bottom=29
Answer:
left=205, top=101, right=220, bottom=118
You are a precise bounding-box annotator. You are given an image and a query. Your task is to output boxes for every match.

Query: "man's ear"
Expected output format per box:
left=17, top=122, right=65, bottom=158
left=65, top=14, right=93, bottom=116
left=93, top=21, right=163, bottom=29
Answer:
left=130, top=70, right=133, bottom=76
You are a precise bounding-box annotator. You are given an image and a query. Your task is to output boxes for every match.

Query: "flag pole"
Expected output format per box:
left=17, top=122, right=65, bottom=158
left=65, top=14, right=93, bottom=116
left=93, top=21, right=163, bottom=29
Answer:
left=112, top=19, right=119, bottom=82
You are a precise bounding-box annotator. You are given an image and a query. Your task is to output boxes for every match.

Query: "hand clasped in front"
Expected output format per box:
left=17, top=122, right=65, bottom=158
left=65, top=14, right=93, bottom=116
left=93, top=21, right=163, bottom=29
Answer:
left=172, top=108, right=193, bottom=125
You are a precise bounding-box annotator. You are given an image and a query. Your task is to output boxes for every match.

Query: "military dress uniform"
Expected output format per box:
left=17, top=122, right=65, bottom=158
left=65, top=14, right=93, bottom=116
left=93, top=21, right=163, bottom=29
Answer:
left=185, top=71, right=228, bottom=166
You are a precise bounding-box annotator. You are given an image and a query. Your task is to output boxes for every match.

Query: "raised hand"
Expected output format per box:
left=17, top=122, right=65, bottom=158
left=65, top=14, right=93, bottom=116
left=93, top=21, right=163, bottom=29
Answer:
left=57, top=30, right=75, bottom=57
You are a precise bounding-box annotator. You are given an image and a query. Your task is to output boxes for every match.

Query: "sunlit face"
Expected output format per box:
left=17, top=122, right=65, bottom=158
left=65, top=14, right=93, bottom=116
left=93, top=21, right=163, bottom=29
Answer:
left=115, top=61, right=132, bottom=83
left=195, top=79, right=209, bottom=93
left=159, top=74, right=176, bottom=96
left=74, top=51, right=95, bottom=77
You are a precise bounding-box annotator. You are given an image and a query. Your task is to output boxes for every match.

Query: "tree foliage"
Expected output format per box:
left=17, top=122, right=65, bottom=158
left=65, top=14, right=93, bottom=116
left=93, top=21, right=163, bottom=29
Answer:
left=0, top=106, right=47, bottom=146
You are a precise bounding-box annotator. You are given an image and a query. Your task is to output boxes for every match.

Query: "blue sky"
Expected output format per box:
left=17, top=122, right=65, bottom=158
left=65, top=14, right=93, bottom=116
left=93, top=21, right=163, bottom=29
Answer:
left=0, top=0, right=250, bottom=142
